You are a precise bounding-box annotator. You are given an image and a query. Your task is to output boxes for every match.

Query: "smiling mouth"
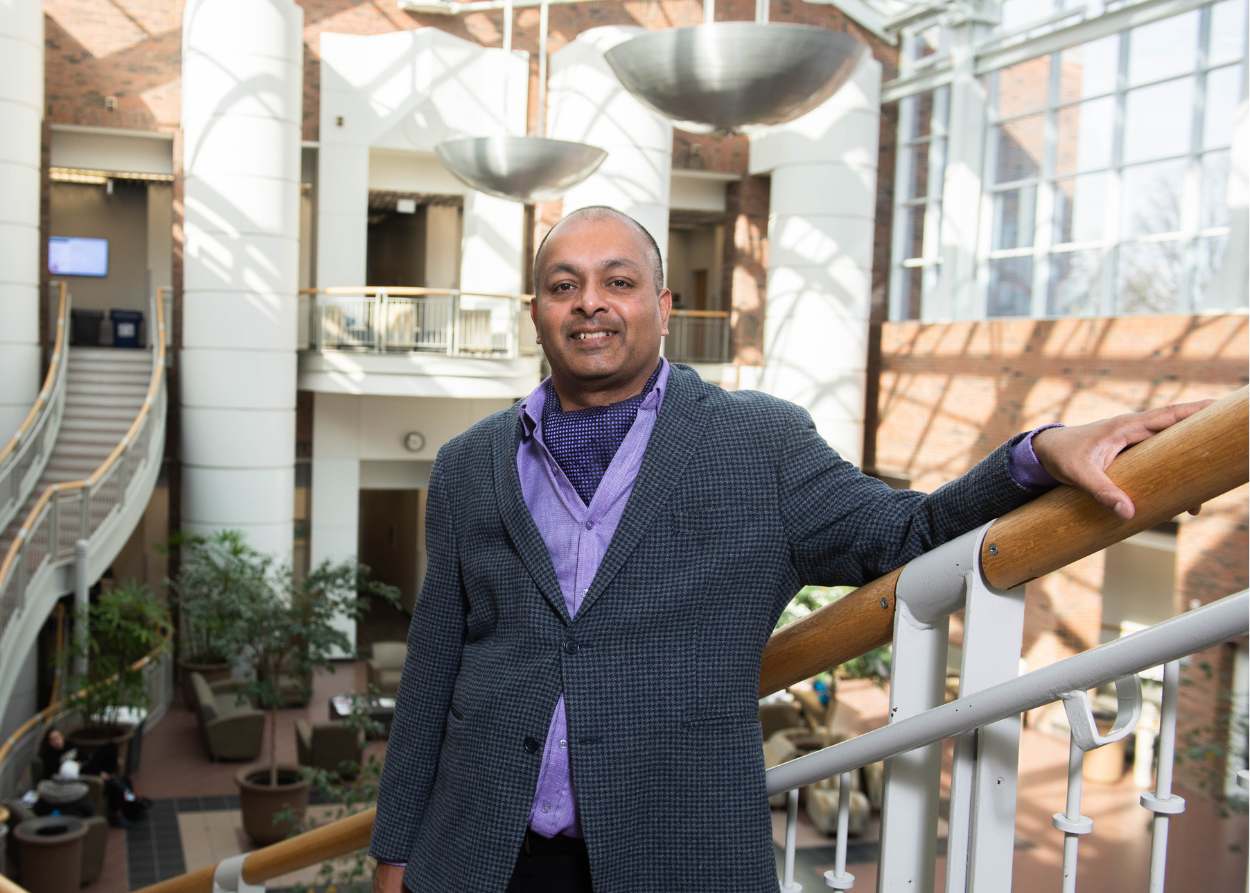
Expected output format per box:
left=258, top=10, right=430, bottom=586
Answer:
left=570, top=331, right=616, bottom=342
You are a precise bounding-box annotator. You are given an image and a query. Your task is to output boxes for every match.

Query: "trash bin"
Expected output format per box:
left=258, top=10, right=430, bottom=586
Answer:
left=109, top=309, right=144, bottom=348
left=14, top=815, right=87, bottom=893
left=70, top=309, right=104, bottom=346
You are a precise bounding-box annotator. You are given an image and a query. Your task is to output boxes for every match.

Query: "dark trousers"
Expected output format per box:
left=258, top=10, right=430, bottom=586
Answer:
left=402, top=829, right=593, bottom=893
left=506, top=828, right=593, bottom=893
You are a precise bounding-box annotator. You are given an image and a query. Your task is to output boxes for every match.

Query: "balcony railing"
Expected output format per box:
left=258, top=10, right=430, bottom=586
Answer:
left=665, top=309, right=731, bottom=364
left=300, top=287, right=538, bottom=360
left=23, top=387, right=1247, bottom=893
left=0, top=283, right=70, bottom=533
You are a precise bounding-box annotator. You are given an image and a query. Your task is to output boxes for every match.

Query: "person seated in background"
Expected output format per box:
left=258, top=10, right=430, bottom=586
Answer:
left=38, top=727, right=144, bottom=827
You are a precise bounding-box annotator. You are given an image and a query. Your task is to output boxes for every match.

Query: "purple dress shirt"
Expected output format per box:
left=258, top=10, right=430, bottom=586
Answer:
left=516, top=360, right=672, bottom=837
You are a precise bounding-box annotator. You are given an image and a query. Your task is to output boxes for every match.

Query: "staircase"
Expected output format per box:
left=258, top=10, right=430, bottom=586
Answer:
left=0, top=349, right=151, bottom=559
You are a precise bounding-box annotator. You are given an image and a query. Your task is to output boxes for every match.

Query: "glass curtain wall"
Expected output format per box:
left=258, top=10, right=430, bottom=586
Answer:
left=888, top=0, right=1248, bottom=320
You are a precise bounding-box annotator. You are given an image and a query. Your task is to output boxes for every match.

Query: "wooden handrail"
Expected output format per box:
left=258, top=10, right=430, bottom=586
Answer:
left=0, top=283, right=69, bottom=466
left=135, top=808, right=375, bottom=893
left=127, top=388, right=1250, bottom=893
left=758, top=386, right=1249, bottom=695
left=0, top=288, right=167, bottom=590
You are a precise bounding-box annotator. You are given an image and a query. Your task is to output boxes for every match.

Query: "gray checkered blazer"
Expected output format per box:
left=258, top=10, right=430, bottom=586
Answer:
left=371, top=363, right=1036, bottom=892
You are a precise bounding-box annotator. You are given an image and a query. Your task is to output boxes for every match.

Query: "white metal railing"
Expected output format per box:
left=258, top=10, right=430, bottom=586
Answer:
left=665, top=309, right=731, bottom=364
left=302, top=287, right=537, bottom=359
left=767, top=521, right=1250, bottom=893
left=0, top=287, right=167, bottom=638
left=0, top=283, right=70, bottom=532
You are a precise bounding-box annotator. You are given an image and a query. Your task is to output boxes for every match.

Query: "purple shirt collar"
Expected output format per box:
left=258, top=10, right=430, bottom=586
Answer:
left=518, top=358, right=671, bottom=442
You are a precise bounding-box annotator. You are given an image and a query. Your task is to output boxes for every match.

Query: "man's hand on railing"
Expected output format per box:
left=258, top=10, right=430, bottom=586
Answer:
left=373, top=862, right=406, bottom=892
left=1032, top=400, right=1213, bottom=520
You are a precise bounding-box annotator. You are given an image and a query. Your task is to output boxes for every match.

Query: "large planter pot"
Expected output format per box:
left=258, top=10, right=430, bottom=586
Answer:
left=14, top=816, right=87, bottom=893
left=178, top=656, right=232, bottom=708
left=236, top=765, right=310, bottom=845
left=67, top=723, right=136, bottom=777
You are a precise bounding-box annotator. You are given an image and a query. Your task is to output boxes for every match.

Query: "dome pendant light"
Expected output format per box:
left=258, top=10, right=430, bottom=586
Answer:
left=603, top=0, right=865, bottom=134
left=435, top=0, right=607, bottom=203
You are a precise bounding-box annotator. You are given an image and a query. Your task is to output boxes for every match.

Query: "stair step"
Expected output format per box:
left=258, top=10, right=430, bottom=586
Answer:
left=60, top=418, right=134, bottom=434
left=62, top=404, right=142, bottom=421
left=65, top=395, right=145, bottom=411
left=67, top=381, right=150, bottom=398
left=69, top=348, right=152, bottom=362
left=67, top=368, right=151, bottom=382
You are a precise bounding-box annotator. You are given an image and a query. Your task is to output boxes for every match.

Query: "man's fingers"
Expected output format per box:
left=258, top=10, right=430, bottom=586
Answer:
left=1134, top=400, right=1213, bottom=433
left=1074, top=466, right=1135, bottom=519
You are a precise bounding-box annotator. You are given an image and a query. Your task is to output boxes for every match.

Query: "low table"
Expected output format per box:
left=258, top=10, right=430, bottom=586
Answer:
left=328, top=693, right=396, bottom=739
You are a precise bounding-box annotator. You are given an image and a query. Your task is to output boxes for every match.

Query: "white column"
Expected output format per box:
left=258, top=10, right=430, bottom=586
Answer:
left=461, top=191, right=524, bottom=294
left=310, top=392, right=360, bottom=648
left=181, top=0, right=302, bottom=561
left=0, top=0, right=42, bottom=443
left=548, top=27, right=674, bottom=263
left=750, top=55, right=882, bottom=465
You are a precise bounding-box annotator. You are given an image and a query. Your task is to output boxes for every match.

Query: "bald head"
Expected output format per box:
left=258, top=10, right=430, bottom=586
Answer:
left=533, top=206, right=664, bottom=296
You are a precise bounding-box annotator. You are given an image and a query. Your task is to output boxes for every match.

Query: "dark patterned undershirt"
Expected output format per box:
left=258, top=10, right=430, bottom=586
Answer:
left=541, top=362, right=663, bottom=506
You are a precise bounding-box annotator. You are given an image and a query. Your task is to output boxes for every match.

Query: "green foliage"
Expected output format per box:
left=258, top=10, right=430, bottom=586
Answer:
left=165, top=530, right=255, bottom=664
left=195, top=530, right=400, bottom=786
left=775, top=585, right=892, bottom=686
left=63, top=581, right=170, bottom=727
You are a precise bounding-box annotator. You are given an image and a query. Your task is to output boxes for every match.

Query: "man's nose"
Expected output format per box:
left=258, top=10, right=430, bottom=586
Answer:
left=572, top=283, right=607, bottom=315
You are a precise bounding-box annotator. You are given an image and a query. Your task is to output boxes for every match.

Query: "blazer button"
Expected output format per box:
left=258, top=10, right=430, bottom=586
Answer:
left=563, top=636, right=579, bottom=656
left=523, top=736, right=540, bottom=754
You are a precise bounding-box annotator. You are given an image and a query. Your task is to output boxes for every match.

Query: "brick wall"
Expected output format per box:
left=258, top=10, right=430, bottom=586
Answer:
left=874, top=312, right=1249, bottom=799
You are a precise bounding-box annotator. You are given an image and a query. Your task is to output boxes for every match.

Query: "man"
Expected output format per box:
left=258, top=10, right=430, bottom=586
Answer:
left=371, top=207, right=1204, bottom=893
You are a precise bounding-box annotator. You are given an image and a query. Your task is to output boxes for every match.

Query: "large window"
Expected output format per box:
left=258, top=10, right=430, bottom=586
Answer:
left=889, top=86, right=949, bottom=319
left=888, top=0, right=1248, bottom=320
left=984, top=2, right=1247, bottom=317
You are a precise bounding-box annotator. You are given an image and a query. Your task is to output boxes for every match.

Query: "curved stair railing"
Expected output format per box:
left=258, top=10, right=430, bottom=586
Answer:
left=7, top=388, right=1241, bottom=893
left=0, top=288, right=168, bottom=720
left=0, top=282, right=70, bottom=533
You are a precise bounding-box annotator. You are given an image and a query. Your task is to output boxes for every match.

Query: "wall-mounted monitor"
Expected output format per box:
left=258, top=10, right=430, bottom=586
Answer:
left=49, top=236, right=109, bottom=278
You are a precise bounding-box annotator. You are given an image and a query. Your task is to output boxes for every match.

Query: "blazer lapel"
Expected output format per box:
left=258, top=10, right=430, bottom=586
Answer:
left=576, top=365, right=712, bottom=619
left=492, top=412, right=572, bottom=625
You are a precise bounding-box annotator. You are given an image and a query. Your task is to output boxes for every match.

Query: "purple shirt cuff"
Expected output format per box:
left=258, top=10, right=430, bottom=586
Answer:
left=1009, top=423, right=1064, bottom=490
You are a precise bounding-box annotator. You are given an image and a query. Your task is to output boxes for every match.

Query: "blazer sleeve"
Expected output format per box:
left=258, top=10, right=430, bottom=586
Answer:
left=370, top=450, right=466, bottom=863
left=776, top=403, right=1038, bottom=587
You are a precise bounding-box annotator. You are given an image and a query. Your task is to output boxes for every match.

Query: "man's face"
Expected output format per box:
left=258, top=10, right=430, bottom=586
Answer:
left=532, top=215, right=671, bottom=403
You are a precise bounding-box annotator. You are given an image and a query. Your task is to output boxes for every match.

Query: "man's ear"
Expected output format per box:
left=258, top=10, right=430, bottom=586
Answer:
left=658, top=287, right=673, bottom=337
left=529, top=295, right=540, bottom=342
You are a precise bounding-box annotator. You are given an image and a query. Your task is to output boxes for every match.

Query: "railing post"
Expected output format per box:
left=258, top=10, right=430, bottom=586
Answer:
left=213, top=853, right=264, bottom=892
left=1141, top=659, right=1186, bottom=893
left=73, top=540, right=89, bottom=681
left=377, top=289, right=388, bottom=353
left=944, top=536, right=1026, bottom=893
left=448, top=292, right=459, bottom=356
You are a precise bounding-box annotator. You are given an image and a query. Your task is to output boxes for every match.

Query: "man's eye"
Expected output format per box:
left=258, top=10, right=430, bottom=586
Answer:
left=608, top=278, right=631, bottom=288
left=550, top=282, right=574, bottom=293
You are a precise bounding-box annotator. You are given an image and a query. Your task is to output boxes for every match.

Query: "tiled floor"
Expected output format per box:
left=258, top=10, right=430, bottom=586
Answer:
left=62, top=667, right=1248, bottom=892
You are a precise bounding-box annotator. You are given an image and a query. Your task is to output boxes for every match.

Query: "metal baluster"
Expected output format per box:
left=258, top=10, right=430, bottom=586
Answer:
left=781, top=787, right=802, bottom=893
left=1141, top=660, right=1185, bottom=893
left=377, top=289, right=388, bottom=352
left=823, top=771, right=854, bottom=891
left=1051, top=736, right=1092, bottom=893
left=1056, top=675, right=1142, bottom=893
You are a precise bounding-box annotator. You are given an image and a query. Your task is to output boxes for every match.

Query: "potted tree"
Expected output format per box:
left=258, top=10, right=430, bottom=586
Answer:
left=210, top=533, right=398, bottom=845
left=165, top=530, right=252, bottom=707
left=62, top=581, right=170, bottom=770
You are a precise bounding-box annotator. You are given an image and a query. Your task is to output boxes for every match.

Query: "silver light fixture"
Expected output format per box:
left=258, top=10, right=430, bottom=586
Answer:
left=435, top=0, right=606, bottom=203
left=603, top=0, right=865, bottom=134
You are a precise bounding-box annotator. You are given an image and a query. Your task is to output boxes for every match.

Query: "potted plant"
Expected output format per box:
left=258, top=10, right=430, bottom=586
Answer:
left=210, top=532, right=398, bottom=845
left=165, top=530, right=253, bottom=706
left=61, top=581, right=170, bottom=769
